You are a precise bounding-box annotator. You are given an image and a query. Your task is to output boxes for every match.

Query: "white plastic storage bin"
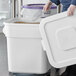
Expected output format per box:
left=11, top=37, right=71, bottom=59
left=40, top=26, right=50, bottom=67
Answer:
left=21, top=4, right=57, bottom=22
left=3, top=18, right=51, bottom=74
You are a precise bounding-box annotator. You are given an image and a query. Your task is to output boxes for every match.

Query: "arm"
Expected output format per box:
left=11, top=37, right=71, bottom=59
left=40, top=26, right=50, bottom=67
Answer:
left=43, top=0, right=52, bottom=11
left=43, top=0, right=60, bottom=11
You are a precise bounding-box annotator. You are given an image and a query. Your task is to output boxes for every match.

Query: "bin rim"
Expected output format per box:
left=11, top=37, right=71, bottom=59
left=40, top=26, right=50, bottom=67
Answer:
left=22, top=4, right=57, bottom=9
left=3, top=18, right=41, bottom=38
left=3, top=18, right=40, bottom=26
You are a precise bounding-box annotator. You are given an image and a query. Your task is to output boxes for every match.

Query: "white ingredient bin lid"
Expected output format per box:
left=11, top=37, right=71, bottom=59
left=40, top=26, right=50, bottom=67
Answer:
left=39, top=11, right=76, bottom=68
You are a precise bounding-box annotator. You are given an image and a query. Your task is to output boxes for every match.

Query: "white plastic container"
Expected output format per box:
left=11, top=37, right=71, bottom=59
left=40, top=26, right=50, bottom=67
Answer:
left=3, top=18, right=51, bottom=74
left=39, top=11, right=76, bottom=68
left=21, top=4, right=57, bottom=22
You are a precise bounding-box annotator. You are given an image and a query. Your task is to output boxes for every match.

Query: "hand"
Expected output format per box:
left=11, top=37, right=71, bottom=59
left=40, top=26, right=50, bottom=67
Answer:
left=43, top=1, right=52, bottom=11
left=67, top=5, right=76, bottom=16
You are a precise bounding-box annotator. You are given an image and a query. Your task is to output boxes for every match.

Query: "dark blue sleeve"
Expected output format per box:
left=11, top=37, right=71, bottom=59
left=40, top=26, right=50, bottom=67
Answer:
left=51, top=0, right=60, bottom=5
left=71, top=0, right=76, bottom=5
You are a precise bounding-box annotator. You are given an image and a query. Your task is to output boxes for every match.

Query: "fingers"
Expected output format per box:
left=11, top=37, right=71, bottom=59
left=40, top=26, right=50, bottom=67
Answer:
left=43, top=4, right=50, bottom=11
left=43, top=2, right=52, bottom=11
left=43, top=5, right=48, bottom=11
left=67, top=5, right=76, bottom=16
left=67, top=8, right=73, bottom=16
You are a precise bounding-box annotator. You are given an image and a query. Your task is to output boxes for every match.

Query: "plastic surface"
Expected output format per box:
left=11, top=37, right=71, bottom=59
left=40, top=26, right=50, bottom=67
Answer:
left=39, top=11, right=76, bottom=68
left=3, top=18, right=51, bottom=73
